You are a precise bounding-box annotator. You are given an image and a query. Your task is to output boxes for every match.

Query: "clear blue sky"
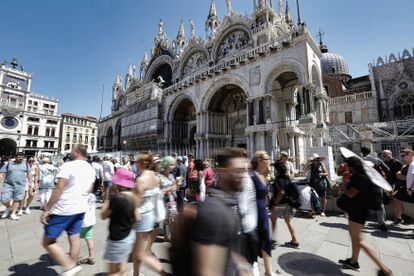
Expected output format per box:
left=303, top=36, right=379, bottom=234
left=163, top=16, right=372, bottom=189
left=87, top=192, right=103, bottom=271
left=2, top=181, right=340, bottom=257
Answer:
left=0, top=0, right=413, bottom=117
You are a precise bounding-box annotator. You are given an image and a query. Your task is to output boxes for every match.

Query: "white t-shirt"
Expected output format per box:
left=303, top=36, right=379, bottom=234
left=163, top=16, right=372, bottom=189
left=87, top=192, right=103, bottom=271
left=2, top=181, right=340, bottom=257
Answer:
left=102, top=161, right=114, bottom=182
left=82, top=193, right=96, bottom=227
left=407, top=161, right=414, bottom=190
left=91, top=162, right=103, bottom=180
left=52, top=160, right=95, bottom=215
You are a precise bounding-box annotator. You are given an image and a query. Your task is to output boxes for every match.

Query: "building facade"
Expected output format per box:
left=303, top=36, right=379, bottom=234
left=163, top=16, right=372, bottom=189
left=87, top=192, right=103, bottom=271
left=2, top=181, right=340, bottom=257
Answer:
left=98, top=0, right=330, bottom=169
left=0, top=58, right=61, bottom=157
left=60, top=113, right=98, bottom=154
left=325, top=43, right=414, bottom=157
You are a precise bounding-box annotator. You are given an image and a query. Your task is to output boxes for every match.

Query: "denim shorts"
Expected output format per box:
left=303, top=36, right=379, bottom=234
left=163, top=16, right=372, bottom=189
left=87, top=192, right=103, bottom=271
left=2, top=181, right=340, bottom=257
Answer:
left=44, top=213, right=85, bottom=238
left=135, top=211, right=156, bottom=233
left=1, top=183, right=26, bottom=202
left=103, top=181, right=112, bottom=189
left=104, top=231, right=135, bottom=263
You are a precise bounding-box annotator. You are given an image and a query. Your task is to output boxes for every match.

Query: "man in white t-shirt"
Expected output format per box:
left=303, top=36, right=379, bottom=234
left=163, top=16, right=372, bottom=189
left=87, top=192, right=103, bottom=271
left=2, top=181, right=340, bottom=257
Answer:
left=91, top=156, right=104, bottom=197
left=102, top=154, right=114, bottom=200
left=41, top=144, right=95, bottom=276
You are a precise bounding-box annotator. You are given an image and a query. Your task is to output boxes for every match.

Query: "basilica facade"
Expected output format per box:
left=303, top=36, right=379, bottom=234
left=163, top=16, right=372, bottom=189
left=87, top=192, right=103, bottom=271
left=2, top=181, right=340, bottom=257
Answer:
left=98, top=0, right=329, bottom=168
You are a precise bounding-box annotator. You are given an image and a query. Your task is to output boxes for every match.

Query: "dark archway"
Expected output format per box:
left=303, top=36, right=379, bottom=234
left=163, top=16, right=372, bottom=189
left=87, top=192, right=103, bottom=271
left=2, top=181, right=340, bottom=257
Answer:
left=115, top=120, right=122, bottom=151
left=0, top=138, right=17, bottom=157
left=151, top=63, right=172, bottom=87
left=207, top=84, right=247, bottom=148
left=172, top=98, right=197, bottom=155
left=106, top=126, right=113, bottom=149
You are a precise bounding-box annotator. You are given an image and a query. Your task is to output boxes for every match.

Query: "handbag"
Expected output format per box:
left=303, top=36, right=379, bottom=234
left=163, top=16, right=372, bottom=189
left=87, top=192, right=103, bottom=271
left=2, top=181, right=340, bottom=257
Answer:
left=155, top=193, right=166, bottom=223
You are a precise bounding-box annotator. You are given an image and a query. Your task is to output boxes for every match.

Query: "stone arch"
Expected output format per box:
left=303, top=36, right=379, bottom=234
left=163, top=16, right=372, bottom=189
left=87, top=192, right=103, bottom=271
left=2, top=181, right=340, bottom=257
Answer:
left=177, top=44, right=210, bottom=78
left=199, top=73, right=252, bottom=112
left=211, top=23, right=252, bottom=62
left=0, top=138, right=17, bottom=157
left=165, top=93, right=197, bottom=122
left=263, top=59, right=307, bottom=93
left=311, top=63, right=322, bottom=89
left=143, top=55, right=175, bottom=86
left=105, top=125, right=113, bottom=148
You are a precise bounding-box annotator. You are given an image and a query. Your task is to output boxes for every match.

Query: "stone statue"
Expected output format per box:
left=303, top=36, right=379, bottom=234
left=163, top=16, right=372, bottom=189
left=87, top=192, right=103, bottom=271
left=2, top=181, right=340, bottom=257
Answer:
left=226, top=0, right=233, bottom=15
left=189, top=20, right=196, bottom=38
left=259, top=0, right=266, bottom=8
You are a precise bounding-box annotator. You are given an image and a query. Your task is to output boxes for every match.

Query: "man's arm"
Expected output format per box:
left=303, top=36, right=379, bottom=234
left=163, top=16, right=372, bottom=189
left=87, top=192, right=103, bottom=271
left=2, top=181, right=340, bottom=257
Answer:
left=0, top=172, right=5, bottom=184
left=27, top=172, right=33, bottom=186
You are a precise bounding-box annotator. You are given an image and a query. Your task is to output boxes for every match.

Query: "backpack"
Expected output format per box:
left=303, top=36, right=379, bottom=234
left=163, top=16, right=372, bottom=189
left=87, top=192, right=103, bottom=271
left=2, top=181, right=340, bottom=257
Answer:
left=169, top=203, right=198, bottom=276
left=284, top=181, right=301, bottom=208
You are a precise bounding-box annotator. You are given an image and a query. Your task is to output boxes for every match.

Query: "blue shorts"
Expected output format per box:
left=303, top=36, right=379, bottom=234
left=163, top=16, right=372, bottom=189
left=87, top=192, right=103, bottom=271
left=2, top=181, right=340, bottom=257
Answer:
left=104, top=181, right=112, bottom=189
left=1, top=183, right=26, bottom=202
left=45, top=213, right=85, bottom=239
left=135, top=211, right=156, bottom=233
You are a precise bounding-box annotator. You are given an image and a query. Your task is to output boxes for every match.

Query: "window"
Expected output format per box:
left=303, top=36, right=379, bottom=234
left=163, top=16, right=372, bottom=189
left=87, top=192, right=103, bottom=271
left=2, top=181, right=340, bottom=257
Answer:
left=33, top=126, right=39, bottom=135
left=66, top=133, right=70, bottom=142
left=85, top=136, right=89, bottom=144
left=28, top=117, right=40, bottom=122
left=394, top=93, right=414, bottom=119
left=33, top=140, right=38, bottom=147
left=345, top=111, right=353, bottom=124
left=92, top=129, right=95, bottom=134
left=65, top=144, right=70, bottom=150
left=43, top=104, right=49, bottom=109
left=28, top=100, right=32, bottom=105
left=25, top=140, right=31, bottom=147
left=46, top=120, right=58, bottom=124
left=51, top=128, right=55, bottom=137
left=27, top=125, right=33, bottom=135
left=45, top=127, right=50, bottom=137
left=74, top=127, right=77, bottom=132
left=73, top=134, right=77, bottom=143
left=79, top=134, right=83, bottom=144
left=50, top=141, right=54, bottom=148
left=50, top=105, right=55, bottom=110
left=44, top=141, right=49, bottom=148
left=34, top=101, right=38, bottom=106
left=66, top=126, right=71, bottom=131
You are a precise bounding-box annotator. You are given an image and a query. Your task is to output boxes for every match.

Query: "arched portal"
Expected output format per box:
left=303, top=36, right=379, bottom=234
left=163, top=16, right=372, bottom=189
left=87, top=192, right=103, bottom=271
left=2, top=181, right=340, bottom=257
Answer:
left=171, top=98, right=197, bottom=155
left=151, top=63, right=172, bottom=87
left=0, top=138, right=17, bottom=157
left=106, top=126, right=113, bottom=149
left=203, top=84, right=247, bottom=157
left=115, top=120, right=122, bottom=151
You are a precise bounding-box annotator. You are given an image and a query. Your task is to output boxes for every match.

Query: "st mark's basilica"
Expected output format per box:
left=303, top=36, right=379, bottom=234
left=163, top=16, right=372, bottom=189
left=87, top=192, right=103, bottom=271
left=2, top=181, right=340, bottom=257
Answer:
left=98, top=0, right=333, bottom=169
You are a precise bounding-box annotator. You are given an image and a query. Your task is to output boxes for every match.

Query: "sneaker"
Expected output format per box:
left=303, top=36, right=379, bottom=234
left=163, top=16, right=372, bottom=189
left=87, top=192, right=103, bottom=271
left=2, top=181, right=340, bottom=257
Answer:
left=320, top=212, right=326, bottom=217
left=338, top=258, right=352, bottom=264
left=24, top=207, right=31, bottom=214
left=284, top=241, right=301, bottom=249
left=378, top=269, right=393, bottom=276
left=378, top=224, right=388, bottom=232
left=341, top=258, right=360, bottom=271
left=10, top=214, right=20, bottom=220
left=17, top=209, right=23, bottom=216
left=1, top=209, right=10, bottom=219
left=60, top=265, right=82, bottom=276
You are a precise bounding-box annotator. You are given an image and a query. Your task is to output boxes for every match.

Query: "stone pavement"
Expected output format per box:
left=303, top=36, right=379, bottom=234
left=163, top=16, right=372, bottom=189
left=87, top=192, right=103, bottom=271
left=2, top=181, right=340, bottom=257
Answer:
left=1, top=199, right=414, bottom=276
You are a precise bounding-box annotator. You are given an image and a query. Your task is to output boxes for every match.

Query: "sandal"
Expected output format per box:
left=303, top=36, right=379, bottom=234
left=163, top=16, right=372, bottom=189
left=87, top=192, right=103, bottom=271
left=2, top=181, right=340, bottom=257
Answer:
left=284, top=241, right=301, bottom=249
left=77, top=257, right=96, bottom=265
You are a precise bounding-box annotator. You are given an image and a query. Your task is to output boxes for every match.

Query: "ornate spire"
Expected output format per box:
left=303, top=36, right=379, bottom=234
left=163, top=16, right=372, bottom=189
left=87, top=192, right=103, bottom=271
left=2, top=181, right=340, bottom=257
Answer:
left=226, top=0, right=233, bottom=16
left=206, top=0, right=219, bottom=40
left=155, top=19, right=167, bottom=46
left=114, top=73, right=122, bottom=86
left=317, top=29, right=328, bottom=53
left=285, top=0, right=293, bottom=24
left=127, top=63, right=135, bottom=77
left=278, top=0, right=283, bottom=16
left=141, top=52, right=149, bottom=68
left=208, top=0, right=217, bottom=18
left=177, top=20, right=185, bottom=40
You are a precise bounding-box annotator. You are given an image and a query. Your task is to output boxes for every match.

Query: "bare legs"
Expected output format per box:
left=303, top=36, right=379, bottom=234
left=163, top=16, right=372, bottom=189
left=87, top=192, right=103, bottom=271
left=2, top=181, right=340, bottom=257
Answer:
left=133, top=232, right=165, bottom=276
left=85, top=239, right=95, bottom=259
left=321, top=196, right=327, bottom=214
left=262, top=251, right=272, bottom=275
left=25, top=187, right=35, bottom=209
left=2, top=200, right=21, bottom=216
left=42, top=234, right=80, bottom=271
left=348, top=220, right=392, bottom=273
left=393, top=198, right=403, bottom=220
left=108, top=263, right=127, bottom=276
left=272, top=216, right=299, bottom=244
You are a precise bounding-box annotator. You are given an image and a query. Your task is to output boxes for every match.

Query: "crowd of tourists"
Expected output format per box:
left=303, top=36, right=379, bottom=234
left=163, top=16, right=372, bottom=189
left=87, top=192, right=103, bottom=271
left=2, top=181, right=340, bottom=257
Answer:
left=0, top=144, right=413, bottom=276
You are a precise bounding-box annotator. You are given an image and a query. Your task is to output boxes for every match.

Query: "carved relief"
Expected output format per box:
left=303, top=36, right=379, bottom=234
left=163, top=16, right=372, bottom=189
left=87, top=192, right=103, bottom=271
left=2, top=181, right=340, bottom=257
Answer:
left=250, top=66, right=261, bottom=86
left=217, top=30, right=249, bottom=60
left=183, top=52, right=208, bottom=76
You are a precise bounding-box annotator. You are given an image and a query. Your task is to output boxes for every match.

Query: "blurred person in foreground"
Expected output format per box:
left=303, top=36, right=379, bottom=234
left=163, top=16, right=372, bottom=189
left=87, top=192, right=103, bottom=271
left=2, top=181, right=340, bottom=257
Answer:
left=338, top=156, right=392, bottom=276
left=192, top=148, right=252, bottom=276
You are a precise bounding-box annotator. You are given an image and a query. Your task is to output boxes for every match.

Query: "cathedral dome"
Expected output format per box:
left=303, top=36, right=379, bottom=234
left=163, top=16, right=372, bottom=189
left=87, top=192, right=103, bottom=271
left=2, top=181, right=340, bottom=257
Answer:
left=321, top=51, right=350, bottom=76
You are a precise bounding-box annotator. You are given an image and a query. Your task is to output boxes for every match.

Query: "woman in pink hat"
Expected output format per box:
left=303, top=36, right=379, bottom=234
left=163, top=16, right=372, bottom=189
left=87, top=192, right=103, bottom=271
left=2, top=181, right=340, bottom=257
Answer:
left=101, top=168, right=137, bottom=276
